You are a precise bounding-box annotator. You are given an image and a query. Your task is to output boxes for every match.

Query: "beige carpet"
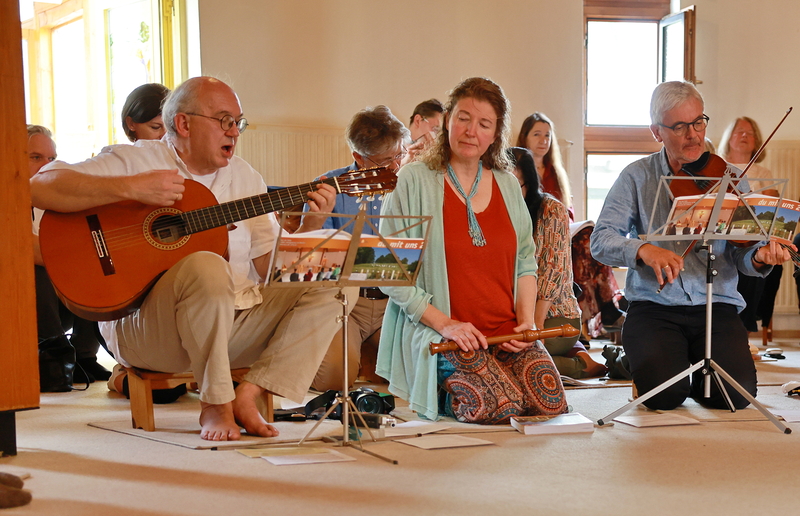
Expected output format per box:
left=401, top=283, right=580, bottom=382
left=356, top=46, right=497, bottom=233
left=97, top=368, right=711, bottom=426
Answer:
left=88, top=417, right=343, bottom=450
left=3, top=338, right=800, bottom=516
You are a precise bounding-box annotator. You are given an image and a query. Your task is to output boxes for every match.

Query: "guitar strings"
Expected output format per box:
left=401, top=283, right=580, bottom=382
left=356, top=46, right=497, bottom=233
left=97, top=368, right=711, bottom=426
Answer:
left=67, top=170, right=393, bottom=253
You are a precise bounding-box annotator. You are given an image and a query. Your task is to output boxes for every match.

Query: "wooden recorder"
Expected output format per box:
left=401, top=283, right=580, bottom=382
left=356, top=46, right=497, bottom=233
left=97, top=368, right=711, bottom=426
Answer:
left=428, top=324, right=580, bottom=355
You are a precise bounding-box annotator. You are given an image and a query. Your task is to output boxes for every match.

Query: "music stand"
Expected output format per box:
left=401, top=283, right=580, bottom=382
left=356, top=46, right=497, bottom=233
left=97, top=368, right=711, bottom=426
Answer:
left=267, top=203, right=431, bottom=461
left=596, top=172, right=791, bottom=433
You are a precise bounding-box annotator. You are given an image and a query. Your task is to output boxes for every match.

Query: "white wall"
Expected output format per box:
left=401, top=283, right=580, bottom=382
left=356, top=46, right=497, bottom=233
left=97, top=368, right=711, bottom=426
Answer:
left=686, top=0, right=800, bottom=142
left=198, top=0, right=800, bottom=219
left=197, top=0, right=585, bottom=214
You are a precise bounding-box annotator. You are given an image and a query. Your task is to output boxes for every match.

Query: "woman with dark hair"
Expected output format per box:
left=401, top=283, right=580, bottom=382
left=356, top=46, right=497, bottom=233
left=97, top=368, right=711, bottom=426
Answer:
left=509, top=147, right=606, bottom=378
left=121, top=83, right=170, bottom=142
left=377, top=77, right=567, bottom=424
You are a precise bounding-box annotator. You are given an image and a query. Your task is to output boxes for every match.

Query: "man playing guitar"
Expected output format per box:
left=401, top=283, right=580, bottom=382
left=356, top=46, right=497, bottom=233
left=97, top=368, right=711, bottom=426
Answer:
left=31, top=77, right=345, bottom=441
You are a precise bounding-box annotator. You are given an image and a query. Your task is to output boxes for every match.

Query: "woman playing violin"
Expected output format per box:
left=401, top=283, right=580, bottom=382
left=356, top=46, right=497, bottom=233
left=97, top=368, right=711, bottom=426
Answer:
left=591, top=81, right=793, bottom=411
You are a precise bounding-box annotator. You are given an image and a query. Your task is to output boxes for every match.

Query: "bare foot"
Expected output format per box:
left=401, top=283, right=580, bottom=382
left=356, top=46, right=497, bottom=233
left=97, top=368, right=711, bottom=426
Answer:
left=232, top=381, right=279, bottom=438
left=577, top=351, right=608, bottom=378
left=199, top=402, right=242, bottom=441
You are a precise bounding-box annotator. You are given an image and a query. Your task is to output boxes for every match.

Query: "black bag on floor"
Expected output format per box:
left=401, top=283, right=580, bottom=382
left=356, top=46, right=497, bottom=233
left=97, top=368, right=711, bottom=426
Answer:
left=602, top=344, right=632, bottom=380
left=38, top=335, right=76, bottom=392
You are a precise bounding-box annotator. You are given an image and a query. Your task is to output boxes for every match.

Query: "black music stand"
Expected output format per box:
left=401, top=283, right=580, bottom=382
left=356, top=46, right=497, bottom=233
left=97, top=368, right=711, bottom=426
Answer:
left=597, top=172, right=791, bottom=433
left=268, top=203, right=431, bottom=461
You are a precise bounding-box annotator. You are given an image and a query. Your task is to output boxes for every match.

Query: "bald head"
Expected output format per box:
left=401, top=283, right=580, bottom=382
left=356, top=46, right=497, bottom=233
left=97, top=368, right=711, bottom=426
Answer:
left=162, top=77, right=240, bottom=139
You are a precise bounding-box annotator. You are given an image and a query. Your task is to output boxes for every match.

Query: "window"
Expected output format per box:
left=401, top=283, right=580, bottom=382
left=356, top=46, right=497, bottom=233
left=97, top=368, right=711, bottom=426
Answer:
left=586, top=153, right=649, bottom=222
left=20, top=0, right=199, bottom=155
left=583, top=1, right=697, bottom=222
left=586, top=20, right=657, bottom=126
left=52, top=18, right=90, bottom=163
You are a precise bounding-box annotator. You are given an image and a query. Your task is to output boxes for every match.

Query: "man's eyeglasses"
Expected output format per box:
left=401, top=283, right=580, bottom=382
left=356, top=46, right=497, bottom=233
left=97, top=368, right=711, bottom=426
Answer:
left=364, top=148, right=407, bottom=168
left=422, top=117, right=441, bottom=133
left=658, top=114, right=709, bottom=137
left=185, top=112, right=248, bottom=133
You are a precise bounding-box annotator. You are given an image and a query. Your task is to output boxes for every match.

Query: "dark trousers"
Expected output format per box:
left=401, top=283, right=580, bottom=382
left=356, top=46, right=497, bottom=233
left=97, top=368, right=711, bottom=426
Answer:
left=623, top=301, right=756, bottom=410
left=35, top=265, right=101, bottom=360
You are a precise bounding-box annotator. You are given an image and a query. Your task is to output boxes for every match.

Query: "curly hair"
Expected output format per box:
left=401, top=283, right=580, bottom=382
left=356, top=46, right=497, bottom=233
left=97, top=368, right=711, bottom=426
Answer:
left=419, top=77, right=511, bottom=172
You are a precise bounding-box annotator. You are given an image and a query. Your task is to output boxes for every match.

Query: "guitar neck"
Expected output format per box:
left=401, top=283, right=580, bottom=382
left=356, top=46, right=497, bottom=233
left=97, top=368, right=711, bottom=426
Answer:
left=180, top=177, right=337, bottom=234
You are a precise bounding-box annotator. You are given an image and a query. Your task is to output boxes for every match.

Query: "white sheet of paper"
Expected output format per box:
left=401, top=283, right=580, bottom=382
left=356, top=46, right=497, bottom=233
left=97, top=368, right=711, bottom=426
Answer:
left=395, top=434, right=494, bottom=449
left=614, top=413, right=700, bottom=427
left=772, top=410, right=800, bottom=423
left=385, top=421, right=451, bottom=437
left=262, top=448, right=356, bottom=465
left=279, top=394, right=317, bottom=410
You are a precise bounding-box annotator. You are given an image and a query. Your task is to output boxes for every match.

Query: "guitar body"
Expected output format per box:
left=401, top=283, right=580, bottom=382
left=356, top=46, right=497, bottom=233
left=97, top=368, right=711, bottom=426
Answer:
left=40, top=181, right=228, bottom=321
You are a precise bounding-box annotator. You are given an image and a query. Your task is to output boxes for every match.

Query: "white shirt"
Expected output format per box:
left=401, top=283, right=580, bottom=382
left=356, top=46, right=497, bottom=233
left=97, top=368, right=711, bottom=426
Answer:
left=40, top=139, right=278, bottom=310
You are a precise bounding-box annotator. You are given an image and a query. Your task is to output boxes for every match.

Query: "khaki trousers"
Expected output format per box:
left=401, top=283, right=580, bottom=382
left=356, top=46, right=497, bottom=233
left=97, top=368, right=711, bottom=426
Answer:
left=110, top=252, right=349, bottom=404
left=311, top=296, right=387, bottom=391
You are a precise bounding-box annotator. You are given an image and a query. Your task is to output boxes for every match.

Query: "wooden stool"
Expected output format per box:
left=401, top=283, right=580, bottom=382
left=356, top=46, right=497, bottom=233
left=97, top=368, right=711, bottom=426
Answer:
left=125, top=367, right=273, bottom=431
left=762, top=319, right=773, bottom=347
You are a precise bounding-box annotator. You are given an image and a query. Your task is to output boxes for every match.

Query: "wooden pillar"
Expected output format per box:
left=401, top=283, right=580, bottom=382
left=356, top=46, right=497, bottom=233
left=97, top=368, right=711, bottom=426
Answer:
left=0, top=0, right=40, bottom=457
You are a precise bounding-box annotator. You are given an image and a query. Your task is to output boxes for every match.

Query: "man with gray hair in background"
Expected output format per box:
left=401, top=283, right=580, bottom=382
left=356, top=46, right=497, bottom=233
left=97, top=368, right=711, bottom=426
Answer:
left=302, top=105, right=409, bottom=391
left=30, top=76, right=343, bottom=441
left=590, top=80, right=792, bottom=411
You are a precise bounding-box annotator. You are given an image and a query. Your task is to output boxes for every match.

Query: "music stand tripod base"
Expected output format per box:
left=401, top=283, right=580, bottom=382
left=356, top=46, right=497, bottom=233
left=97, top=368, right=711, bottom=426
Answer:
left=296, top=289, right=398, bottom=464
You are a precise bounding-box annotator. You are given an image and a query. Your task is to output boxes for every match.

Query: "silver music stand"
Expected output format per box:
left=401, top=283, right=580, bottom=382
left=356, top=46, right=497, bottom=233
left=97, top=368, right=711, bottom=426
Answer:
left=268, top=203, right=431, bottom=461
left=597, top=172, right=791, bottom=433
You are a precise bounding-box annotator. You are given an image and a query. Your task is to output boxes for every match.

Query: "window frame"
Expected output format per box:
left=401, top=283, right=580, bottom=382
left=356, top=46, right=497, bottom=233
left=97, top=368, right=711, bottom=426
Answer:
left=21, top=0, right=190, bottom=150
left=582, top=1, right=673, bottom=216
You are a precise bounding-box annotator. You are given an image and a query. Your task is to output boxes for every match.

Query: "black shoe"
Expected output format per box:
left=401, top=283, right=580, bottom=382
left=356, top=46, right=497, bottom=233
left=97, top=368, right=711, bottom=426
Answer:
left=76, top=358, right=112, bottom=382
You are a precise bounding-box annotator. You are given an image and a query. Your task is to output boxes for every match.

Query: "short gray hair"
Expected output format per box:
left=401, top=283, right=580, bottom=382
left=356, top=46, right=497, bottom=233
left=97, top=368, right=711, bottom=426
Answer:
left=346, top=105, right=409, bottom=157
left=162, top=78, right=206, bottom=138
left=650, top=81, right=704, bottom=126
left=27, top=124, right=52, bottom=139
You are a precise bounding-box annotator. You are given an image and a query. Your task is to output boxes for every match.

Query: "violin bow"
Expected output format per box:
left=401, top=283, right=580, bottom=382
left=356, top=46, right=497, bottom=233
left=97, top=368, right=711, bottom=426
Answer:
left=740, top=107, right=792, bottom=177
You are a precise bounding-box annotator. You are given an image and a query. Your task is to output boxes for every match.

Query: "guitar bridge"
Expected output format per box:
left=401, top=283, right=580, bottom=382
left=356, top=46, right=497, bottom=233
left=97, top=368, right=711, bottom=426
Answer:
left=87, top=214, right=116, bottom=276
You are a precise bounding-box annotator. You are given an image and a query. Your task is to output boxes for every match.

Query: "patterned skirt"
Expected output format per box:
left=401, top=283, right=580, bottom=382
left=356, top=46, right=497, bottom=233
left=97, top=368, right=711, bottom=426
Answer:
left=440, top=341, right=567, bottom=424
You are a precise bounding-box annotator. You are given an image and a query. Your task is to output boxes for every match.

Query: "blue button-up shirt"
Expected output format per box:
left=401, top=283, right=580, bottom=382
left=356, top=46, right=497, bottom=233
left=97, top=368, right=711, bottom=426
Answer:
left=303, top=162, right=384, bottom=235
left=590, top=148, right=768, bottom=311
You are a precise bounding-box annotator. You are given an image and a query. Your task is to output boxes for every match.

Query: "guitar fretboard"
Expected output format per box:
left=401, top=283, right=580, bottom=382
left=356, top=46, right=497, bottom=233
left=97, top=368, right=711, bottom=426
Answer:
left=180, top=177, right=338, bottom=234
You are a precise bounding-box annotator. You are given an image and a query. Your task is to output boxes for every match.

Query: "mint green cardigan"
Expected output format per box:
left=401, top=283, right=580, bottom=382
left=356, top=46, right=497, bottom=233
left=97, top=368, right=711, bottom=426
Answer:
left=376, top=161, right=538, bottom=420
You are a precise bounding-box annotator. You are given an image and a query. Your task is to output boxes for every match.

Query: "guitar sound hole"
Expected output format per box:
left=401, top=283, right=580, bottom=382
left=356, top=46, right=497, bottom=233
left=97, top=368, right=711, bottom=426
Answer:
left=150, top=214, right=188, bottom=243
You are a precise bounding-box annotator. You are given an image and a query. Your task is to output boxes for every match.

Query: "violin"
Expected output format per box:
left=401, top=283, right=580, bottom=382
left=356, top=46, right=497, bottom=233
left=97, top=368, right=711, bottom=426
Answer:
left=669, top=151, right=730, bottom=198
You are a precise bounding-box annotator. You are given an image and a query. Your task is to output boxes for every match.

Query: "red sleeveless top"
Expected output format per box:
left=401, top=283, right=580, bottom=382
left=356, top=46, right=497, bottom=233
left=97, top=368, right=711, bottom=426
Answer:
left=444, top=173, right=518, bottom=338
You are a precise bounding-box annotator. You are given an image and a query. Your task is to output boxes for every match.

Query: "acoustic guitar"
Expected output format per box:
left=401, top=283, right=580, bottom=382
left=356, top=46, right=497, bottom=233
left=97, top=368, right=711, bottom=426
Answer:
left=39, top=167, right=396, bottom=321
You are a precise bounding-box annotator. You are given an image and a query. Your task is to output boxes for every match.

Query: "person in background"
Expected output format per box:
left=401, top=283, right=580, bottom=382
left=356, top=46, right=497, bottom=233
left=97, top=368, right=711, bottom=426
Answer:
left=109, top=83, right=181, bottom=399
left=29, top=125, right=111, bottom=388
left=591, top=81, right=792, bottom=410
left=301, top=105, right=409, bottom=391
left=31, top=77, right=344, bottom=441
left=518, top=113, right=626, bottom=340
left=121, top=83, right=170, bottom=142
left=516, top=112, right=573, bottom=220
left=403, top=99, right=443, bottom=164
left=509, top=146, right=606, bottom=378
left=719, top=117, right=781, bottom=336
left=377, top=77, right=567, bottom=423
left=408, top=98, right=444, bottom=145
